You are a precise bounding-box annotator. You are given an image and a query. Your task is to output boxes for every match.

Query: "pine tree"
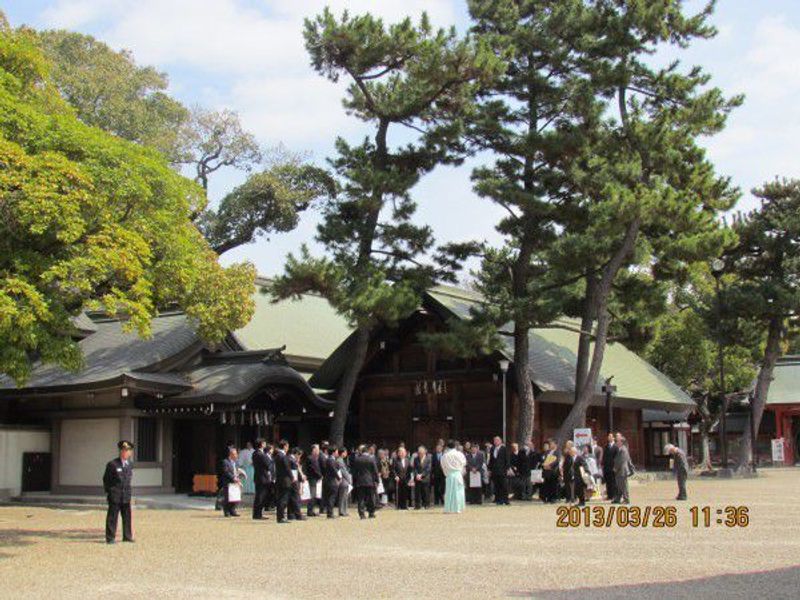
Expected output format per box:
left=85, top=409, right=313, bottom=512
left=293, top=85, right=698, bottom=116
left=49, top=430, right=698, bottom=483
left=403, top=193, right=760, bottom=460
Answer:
left=437, top=0, right=603, bottom=444
left=553, top=0, right=740, bottom=443
left=271, top=9, right=503, bottom=444
left=725, top=179, right=800, bottom=470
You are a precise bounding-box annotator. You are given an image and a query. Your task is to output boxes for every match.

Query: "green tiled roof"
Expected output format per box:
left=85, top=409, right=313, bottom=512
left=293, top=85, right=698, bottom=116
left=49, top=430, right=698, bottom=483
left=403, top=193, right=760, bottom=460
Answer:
left=232, top=279, right=353, bottom=362
left=427, top=286, right=692, bottom=409
left=766, top=356, right=800, bottom=405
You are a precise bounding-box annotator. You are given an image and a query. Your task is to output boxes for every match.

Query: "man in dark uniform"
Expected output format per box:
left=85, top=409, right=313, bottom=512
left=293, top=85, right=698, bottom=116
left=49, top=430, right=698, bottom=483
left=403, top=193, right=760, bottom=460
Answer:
left=103, top=440, right=134, bottom=544
left=352, top=445, right=379, bottom=519
left=252, top=439, right=273, bottom=520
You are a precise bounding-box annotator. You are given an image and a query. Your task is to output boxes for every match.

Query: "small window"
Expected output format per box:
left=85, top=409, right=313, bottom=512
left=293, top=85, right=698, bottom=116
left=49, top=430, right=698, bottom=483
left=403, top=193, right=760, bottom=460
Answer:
left=137, top=417, right=159, bottom=462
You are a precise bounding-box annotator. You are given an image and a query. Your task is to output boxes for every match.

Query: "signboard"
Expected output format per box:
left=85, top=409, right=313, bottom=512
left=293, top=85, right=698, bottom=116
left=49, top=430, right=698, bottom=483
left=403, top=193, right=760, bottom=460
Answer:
left=771, top=438, right=785, bottom=464
left=573, top=428, right=593, bottom=449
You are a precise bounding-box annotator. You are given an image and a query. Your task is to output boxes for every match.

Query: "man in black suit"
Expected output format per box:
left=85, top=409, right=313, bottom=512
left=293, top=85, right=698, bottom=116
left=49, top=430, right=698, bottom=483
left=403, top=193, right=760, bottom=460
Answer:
left=528, top=441, right=544, bottom=499
left=103, top=440, right=135, bottom=544
left=465, top=443, right=485, bottom=505
left=431, top=441, right=445, bottom=505
left=352, top=445, right=379, bottom=519
left=571, top=446, right=589, bottom=506
left=252, top=439, right=273, bottom=520
left=322, top=446, right=342, bottom=518
left=288, top=448, right=307, bottom=520
left=489, top=436, right=510, bottom=505
left=392, top=446, right=412, bottom=510
left=412, top=445, right=432, bottom=509
left=305, top=444, right=323, bottom=517
left=273, top=440, right=293, bottom=523
left=602, top=433, right=618, bottom=501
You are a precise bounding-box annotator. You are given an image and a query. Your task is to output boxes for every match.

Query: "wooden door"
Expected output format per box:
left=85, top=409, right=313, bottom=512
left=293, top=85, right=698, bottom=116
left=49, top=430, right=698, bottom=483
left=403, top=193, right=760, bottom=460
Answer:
left=22, top=452, right=51, bottom=492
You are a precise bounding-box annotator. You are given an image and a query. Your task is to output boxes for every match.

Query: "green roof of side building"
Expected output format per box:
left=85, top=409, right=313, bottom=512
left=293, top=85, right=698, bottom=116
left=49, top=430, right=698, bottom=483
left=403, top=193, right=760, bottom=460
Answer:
left=425, top=286, right=692, bottom=411
left=765, top=356, right=800, bottom=405
left=232, top=278, right=353, bottom=367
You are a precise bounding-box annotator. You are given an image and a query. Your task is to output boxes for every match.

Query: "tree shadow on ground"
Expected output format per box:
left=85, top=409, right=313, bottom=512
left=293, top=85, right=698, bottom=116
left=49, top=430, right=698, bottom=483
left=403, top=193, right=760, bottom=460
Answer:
left=0, top=528, right=103, bottom=559
left=508, top=565, right=800, bottom=599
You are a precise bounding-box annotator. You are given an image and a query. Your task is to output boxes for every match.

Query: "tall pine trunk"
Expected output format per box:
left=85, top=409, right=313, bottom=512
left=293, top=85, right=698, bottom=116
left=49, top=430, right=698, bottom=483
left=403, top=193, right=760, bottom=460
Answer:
left=328, top=119, right=389, bottom=445
left=329, top=325, right=372, bottom=446
left=574, top=271, right=597, bottom=403
left=737, top=316, right=783, bottom=471
left=556, top=217, right=641, bottom=447
left=514, top=322, right=536, bottom=444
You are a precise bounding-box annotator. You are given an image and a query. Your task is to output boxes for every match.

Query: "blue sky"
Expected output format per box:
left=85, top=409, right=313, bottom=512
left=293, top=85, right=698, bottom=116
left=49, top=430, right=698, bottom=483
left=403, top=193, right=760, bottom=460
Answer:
left=5, top=1, right=800, bottom=279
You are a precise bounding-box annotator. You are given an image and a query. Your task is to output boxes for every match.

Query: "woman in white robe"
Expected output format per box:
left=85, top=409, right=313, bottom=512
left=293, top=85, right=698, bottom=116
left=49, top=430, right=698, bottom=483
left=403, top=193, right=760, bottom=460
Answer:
left=442, top=440, right=467, bottom=513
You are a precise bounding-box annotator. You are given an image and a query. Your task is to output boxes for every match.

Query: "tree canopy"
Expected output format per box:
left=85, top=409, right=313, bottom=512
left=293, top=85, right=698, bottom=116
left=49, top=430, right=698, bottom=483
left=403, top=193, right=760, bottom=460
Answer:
left=0, top=25, right=255, bottom=385
left=34, top=29, right=188, bottom=161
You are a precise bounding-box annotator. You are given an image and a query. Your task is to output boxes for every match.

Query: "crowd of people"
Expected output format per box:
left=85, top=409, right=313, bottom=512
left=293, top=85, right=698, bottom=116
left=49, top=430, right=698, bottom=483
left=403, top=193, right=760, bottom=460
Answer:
left=102, top=432, right=689, bottom=542
left=214, top=431, right=670, bottom=523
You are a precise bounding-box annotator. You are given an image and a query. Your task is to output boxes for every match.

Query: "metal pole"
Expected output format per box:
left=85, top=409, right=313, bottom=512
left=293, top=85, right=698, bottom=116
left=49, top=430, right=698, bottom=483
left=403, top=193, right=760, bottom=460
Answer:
left=606, top=388, right=613, bottom=434
left=502, top=370, right=507, bottom=442
left=715, top=274, right=728, bottom=470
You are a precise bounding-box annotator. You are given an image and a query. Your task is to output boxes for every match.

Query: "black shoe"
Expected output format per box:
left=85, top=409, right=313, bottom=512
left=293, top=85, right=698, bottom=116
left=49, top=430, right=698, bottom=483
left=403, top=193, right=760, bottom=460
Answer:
left=106, top=539, right=116, bottom=545
left=295, top=516, right=307, bottom=521
left=359, top=514, right=366, bottom=520
left=368, top=513, right=376, bottom=519
left=122, top=538, right=135, bottom=543
left=276, top=519, right=289, bottom=524
left=253, top=516, right=269, bottom=520
left=327, top=514, right=336, bottom=519
left=230, top=512, right=241, bottom=517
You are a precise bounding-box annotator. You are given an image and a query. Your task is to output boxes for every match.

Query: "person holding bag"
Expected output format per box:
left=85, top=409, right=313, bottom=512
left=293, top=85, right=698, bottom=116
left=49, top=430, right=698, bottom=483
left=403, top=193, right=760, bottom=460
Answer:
left=219, top=446, right=242, bottom=517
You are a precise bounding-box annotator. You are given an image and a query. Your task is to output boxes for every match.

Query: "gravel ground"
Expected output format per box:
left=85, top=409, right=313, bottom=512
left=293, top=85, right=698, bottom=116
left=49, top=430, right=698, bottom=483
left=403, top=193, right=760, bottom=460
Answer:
left=1, top=469, right=799, bottom=600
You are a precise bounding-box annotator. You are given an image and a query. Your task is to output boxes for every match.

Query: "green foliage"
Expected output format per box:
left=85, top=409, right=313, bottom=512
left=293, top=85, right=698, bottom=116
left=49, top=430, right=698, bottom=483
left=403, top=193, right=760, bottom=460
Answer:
left=198, top=158, right=336, bottom=254
left=273, top=9, right=504, bottom=329
left=646, top=294, right=757, bottom=397
left=725, top=179, right=800, bottom=332
left=0, top=26, right=255, bottom=384
left=34, top=29, right=188, bottom=160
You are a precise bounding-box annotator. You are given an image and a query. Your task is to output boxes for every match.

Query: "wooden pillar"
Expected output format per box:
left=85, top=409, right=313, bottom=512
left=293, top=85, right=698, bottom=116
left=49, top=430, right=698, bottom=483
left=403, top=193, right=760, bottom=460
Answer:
left=161, top=417, right=173, bottom=491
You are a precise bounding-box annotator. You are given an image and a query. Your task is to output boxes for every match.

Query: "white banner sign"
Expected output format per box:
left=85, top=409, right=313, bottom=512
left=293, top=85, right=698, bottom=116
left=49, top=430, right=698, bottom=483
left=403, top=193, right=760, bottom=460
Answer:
left=771, top=438, right=785, bottom=463
left=573, top=428, right=593, bottom=449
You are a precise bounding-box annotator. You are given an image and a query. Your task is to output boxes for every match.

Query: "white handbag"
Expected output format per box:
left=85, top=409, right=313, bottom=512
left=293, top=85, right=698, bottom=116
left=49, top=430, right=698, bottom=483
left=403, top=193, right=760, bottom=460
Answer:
left=227, top=483, right=242, bottom=503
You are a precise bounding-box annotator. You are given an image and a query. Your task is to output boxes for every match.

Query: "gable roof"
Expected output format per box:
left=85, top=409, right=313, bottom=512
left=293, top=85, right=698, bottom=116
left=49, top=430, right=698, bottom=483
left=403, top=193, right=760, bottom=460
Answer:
left=312, top=284, right=692, bottom=411
left=429, top=285, right=691, bottom=409
left=231, top=278, right=353, bottom=366
left=766, top=356, right=800, bottom=405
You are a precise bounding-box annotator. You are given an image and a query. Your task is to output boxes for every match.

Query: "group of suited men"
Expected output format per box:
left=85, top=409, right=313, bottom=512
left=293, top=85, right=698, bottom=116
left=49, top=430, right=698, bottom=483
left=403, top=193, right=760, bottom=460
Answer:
left=217, top=436, right=536, bottom=522
left=219, top=438, right=384, bottom=522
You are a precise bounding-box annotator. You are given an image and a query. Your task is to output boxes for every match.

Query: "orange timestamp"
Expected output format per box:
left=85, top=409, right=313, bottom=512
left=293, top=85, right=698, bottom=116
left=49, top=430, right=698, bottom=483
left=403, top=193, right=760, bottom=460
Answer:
left=555, top=505, right=750, bottom=528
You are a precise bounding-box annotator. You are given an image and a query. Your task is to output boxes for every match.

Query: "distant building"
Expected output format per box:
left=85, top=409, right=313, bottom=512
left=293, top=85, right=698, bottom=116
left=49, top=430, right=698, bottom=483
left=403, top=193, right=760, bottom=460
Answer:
left=311, top=285, right=693, bottom=465
left=764, top=355, right=800, bottom=465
